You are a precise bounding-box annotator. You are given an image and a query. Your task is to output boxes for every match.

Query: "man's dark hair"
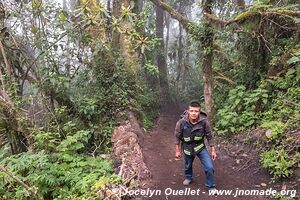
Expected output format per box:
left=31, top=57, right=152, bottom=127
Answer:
left=189, top=100, right=200, bottom=108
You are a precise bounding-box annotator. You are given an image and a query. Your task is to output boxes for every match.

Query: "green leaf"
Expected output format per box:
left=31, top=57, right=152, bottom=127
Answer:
left=286, top=68, right=296, bottom=76
left=58, top=12, right=67, bottom=21
left=30, top=26, right=38, bottom=34
left=234, top=99, right=241, bottom=105
left=263, top=99, right=268, bottom=104
left=50, top=78, right=56, bottom=85
left=32, top=0, right=42, bottom=8
left=287, top=56, right=300, bottom=64
left=293, top=17, right=300, bottom=24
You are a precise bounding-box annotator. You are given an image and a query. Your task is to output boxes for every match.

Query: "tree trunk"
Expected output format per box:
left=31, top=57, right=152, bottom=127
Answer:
left=112, top=0, right=138, bottom=75
left=62, top=0, right=67, bottom=10
left=165, top=13, right=170, bottom=56
left=0, top=93, right=29, bottom=154
left=0, top=2, right=4, bottom=29
left=182, top=39, right=191, bottom=91
left=6, top=129, right=28, bottom=154
left=69, top=0, right=79, bottom=11
left=0, top=3, right=29, bottom=154
left=112, top=0, right=121, bottom=49
left=149, top=0, right=215, bottom=123
left=137, top=0, right=144, bottom=11
left=156, top=0, right=170, bottom=104
left=176, top=23, right=183, bottom=97
left=202, top=0, right=214, bottom=124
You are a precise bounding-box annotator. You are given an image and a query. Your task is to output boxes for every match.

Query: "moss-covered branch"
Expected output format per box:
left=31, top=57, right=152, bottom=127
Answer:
left=149, top=0, right=193, bottom=31
left=204, top=9, right=300, bottom=26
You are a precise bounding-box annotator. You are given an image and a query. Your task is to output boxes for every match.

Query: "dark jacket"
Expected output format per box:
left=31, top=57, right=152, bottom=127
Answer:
left=174, top=110, right=215, bottom=153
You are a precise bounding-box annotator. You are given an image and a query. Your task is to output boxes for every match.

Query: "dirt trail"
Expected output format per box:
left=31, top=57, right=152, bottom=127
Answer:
left=140, top=105, right=273, bottom=200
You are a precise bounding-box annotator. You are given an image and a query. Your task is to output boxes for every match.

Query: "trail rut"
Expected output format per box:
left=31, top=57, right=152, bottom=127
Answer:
left=140, top=105, right=274, bottom=200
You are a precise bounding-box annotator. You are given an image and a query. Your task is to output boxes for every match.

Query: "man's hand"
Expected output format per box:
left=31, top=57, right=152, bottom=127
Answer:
left=175, top=144, right=181, bottom=160
left=175, top=150, right=181, bottom=159
left=211, top=146, right=217, bottom=161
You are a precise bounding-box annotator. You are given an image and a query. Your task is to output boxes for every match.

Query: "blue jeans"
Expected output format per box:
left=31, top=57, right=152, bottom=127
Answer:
left=183, top=148, right=215, bottom=188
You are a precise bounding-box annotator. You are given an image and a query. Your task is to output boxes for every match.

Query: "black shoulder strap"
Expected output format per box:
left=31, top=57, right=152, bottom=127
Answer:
left=180, top=110, right=187, bottom=119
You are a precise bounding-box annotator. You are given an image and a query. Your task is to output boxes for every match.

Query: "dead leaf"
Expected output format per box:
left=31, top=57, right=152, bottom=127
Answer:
left=254, top=185, right=261, bottom=188
left=261, top=182, right=267, bottom=187
left=106, top=189, right=113, bottom=196
left=266, top=129, right=272, bottom=138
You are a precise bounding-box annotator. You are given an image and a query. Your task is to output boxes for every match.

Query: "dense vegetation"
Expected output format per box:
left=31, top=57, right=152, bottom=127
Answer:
left=0, top=0, right=299, bottom=199
left=211, top=2, right=300, bottom=180
left=0, top=0, right=159, bottom=199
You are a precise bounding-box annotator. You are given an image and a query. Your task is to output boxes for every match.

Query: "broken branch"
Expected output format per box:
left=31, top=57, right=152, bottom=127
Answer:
left=0, top=164, right=44, bottom=200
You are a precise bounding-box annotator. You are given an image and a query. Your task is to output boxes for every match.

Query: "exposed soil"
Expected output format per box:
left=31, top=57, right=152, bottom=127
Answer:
left=138, top=105, right=298, bottom=200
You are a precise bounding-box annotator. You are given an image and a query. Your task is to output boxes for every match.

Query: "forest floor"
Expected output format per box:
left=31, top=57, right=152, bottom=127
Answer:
left=138, top=104, right=299, bottom=200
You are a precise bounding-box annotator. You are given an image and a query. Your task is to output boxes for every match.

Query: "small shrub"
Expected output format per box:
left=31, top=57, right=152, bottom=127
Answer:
left=215, top=85, right=269, bottom=135
left=261, top=120, right=287, bottom=140
left=260, top=148, right=294, bottom=178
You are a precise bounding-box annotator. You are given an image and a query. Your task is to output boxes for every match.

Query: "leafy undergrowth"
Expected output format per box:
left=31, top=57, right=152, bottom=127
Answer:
left=215, top=53, right=300, bottom=181
left=0, top=150, right=121, bottom=199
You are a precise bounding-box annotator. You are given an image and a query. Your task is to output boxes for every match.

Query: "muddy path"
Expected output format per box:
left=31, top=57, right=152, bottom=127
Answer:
left=139, top=105, right=283, bottom=200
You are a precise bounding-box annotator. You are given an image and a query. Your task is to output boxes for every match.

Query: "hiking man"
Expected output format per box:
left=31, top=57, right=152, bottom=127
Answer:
left=174, top=100, right=217, bottom=190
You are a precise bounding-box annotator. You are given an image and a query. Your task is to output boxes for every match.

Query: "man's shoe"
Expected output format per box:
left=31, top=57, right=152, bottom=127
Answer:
left=208, top=187, right=217, bottom=196
left=182, top=179, right=192, bottom=186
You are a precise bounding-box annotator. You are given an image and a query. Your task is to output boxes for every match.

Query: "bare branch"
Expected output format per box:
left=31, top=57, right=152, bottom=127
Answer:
left=213, top=70, right=236, bottom=85
left=0, top=164, right=44, bottom=200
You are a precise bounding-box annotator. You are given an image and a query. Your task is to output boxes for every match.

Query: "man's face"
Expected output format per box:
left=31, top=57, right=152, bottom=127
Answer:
left=188, top=106, right=200, bottom=121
